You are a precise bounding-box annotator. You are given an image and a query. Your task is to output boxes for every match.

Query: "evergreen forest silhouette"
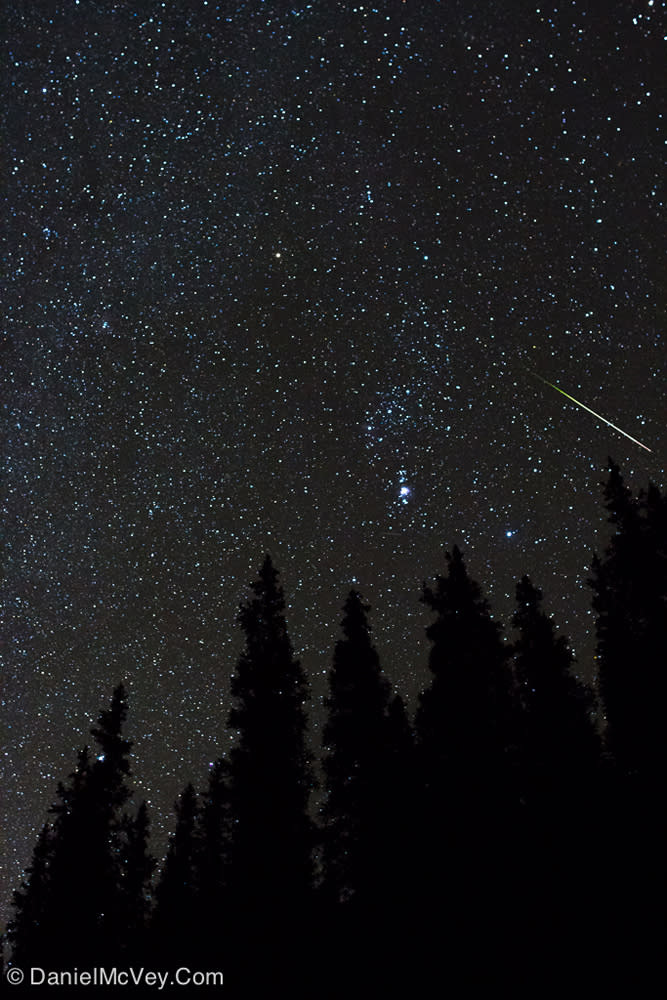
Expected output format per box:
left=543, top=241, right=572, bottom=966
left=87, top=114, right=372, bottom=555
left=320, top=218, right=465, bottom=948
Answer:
left=4, top=461, right=665, bottom=992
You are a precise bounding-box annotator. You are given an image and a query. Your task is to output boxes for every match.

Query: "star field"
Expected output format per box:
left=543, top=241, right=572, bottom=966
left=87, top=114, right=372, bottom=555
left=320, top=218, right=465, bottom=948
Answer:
left=2, top=0, right=664, bottom=921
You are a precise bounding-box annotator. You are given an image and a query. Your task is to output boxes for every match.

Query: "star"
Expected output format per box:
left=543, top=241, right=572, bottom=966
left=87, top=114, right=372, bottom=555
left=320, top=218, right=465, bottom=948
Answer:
left=1, top=0, right=661, bottom=930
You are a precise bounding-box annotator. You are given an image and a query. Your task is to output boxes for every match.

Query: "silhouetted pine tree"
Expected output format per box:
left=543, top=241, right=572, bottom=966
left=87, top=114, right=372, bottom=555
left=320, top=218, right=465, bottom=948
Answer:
left=198, top=758, right=232, bottom=927
left=152, top=784, right=200, bottom=963
left=156, top=759, right=234, bottom=968
left=86, top=684, right=136, bottom=959
left=375, top=690, right=417, bottom=982
left=512, top=575, right=599, bottom=798
left=118, top=801, right=155, bottom=961
left=511, top=576, right=600, bottom=964
left=416, top=546, right=516, bottom=791
left=6, top=685, right=140, bottom=967
left=41, top=743, right=99, bottom=964
left=316, top=594, right=419, bottom=991
left=5, top=823, right=54, bottom=970
left=321, top=590, right=393, bottom=907
left=589, top=462, right=666, bottom=984
left=316, top=593, right=420, bottom=991
left=590, top=460, right=667, bottom=775
left=414, top=547, right=518, bottom=973
left=226, top=555, right=314, bottom=983
left=384, top=692, right=416, bottom=894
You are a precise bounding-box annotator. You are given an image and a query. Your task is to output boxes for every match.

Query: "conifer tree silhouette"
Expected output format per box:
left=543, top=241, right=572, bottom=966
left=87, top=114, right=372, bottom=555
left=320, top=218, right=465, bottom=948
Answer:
left=590, top=460, right=667, bottom=775
left=226, top=555, right=314, bottom=983
left=589, top=461, right=665, bottom=985
left=416, top=546, right=515, bottom=791
left=6, top=685, right=146, bottom=967
left=414, top=547, right=517, bottom=968
left=153, top=783, right=200, bottom=963
left=197, top=757, right=232, bottom=942
left=511, top=576, right=600, bottom=960
left=321, top=590, right=393, bottom=909
left=512, top=575, right=599, bottom=799
left=6, top=823, right=54, bottom=970
left=383, top=691, right=415, bottom=903
left=118, top=800, right=155, bottom=961
left=319, top=593, right=415, bottom=992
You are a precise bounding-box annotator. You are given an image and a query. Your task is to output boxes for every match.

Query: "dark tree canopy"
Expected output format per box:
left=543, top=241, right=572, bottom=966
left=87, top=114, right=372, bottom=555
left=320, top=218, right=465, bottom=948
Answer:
left=6, top=685, right=145, bottom=967
left=321, top=590, right=393, bottom=904
left=153, top=783, right=200, bottom=957
left=590, top=461, right=667, bottom=774
left=512, top=574, right=599, bottom=796
left=416, top=545, right=515, bottom=777
left=227, top=554, right=314, bottom=914
left=198, top=757, right=232, bottom=907
left=118, top=800, right=155, bottom=957
left=6, top=824, right=53, bottom=969
left=5, top=486, right=663, bottom=991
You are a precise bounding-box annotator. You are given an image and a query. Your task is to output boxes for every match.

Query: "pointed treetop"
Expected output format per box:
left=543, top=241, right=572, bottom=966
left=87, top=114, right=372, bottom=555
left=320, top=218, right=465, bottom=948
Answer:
left=238, top=554, right=289, bottom=640
left=602, top=459, right=638, bottom=531
left=230, top=554, right=308, bottom=723
left=259, top=552, right=278, bottom=585
left=237, top=553, right=291, bottom=656
left=328, top=589, right=387, bottom=709
left=515, top=574, right=542, bottom=610
left=89, top=683, right=132, bottom=782
left=421, top=546, right=494, bottom=625
left=340, top=590, right=373, bottom=643
left=175, top=783, right=198, bottom=818
left=512, top=574, right=575, bottom=678
left=90, top=684, right=130, bottom=755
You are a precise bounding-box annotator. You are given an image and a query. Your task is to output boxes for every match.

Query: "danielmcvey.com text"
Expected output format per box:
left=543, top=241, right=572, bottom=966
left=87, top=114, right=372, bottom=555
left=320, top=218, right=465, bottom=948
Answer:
left=8, top=967, right=224, bottom=988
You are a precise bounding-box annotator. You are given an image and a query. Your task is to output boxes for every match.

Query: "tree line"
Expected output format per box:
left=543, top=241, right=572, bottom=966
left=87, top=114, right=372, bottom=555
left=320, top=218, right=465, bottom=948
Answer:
left=4, top=461, right=665, bottom=992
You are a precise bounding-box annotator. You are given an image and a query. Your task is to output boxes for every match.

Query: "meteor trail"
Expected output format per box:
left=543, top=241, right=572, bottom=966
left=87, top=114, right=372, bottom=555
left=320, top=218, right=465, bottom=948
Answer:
left=531, top=373, right=652, bottom=453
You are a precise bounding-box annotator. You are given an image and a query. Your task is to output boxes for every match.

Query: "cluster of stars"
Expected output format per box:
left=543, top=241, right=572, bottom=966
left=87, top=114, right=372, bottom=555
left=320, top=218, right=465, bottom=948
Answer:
left=2, top=0, right=662, bottom=924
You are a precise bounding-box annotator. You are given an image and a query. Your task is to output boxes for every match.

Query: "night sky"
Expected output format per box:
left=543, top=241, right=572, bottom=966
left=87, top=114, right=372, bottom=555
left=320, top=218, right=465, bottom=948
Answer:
left=2, top=0, right=664, bottom=922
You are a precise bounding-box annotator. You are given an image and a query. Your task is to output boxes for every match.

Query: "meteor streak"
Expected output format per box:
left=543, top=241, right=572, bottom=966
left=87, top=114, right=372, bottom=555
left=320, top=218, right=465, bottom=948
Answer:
left=532, top=373, right=652, bottom=453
